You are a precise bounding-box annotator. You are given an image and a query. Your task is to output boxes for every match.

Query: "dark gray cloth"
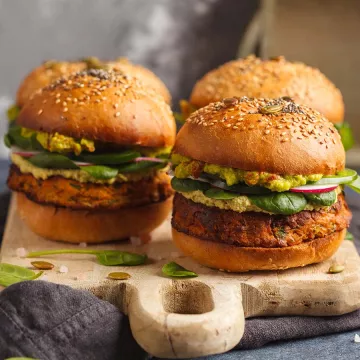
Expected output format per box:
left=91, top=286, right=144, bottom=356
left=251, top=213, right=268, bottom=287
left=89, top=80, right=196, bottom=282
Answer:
left=0, top=187, right=360, bottom=359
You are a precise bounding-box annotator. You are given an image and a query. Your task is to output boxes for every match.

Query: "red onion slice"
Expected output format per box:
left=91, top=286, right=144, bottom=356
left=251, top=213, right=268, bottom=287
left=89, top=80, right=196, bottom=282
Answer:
left=290, top=184, right=338, bottom=193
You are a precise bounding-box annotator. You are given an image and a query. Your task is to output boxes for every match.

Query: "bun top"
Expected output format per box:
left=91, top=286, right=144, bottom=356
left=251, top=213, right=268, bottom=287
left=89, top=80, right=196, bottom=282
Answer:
left=173, top=97, right=345, bottom=175
left=190, top=55, right=344, bottom=124
left=17, top=69, right=176, bottom=148
left=16, top=58, right=171, bottom=107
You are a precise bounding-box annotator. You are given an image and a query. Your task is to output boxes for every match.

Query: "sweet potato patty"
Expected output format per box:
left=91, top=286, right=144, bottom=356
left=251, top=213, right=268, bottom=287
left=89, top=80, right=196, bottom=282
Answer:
left=172, top=193, right=351, bottom=248
left=8, top=165, right=173, bottom=210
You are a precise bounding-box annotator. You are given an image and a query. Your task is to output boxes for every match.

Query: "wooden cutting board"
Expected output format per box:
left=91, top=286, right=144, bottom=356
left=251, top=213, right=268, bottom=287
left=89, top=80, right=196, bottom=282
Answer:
left=1, top=196, right=360, bottom=359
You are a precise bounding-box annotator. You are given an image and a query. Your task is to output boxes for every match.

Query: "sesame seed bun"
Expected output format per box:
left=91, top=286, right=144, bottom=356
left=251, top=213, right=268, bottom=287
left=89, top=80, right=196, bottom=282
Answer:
left=17, top=69, right=176, bottom=148
left=190, top=55, right=344, bottom=124
left=172, top=228, right=346, bottom=272
left=16, top=58, right=171, bottom=107
left=16, top=192, right=173, bottom=243
left=173, top=97, right=345, bottom=175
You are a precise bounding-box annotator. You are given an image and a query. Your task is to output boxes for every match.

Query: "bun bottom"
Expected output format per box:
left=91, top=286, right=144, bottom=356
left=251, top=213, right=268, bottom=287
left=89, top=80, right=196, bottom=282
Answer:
left=16, top=192, right=173, bottom=244
left=172, top=228, right=346, bottom=272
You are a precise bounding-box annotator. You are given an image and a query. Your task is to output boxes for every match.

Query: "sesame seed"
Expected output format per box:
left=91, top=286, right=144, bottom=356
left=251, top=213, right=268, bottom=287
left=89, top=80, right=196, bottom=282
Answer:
left=281, top=138, right=289, bottom=142
left=78, top=102, right=84, bottom=105
left=113, top=104, right=118, bottom=109
left=55, top=99, right=60, bottom=104
left=95, top=99, right=100, bottom=103
left=264, top=130, right=270, bottom=134
left=63, top=108, right=68, bottom=112
left=73, top=98, right=78, bottom=103
left=225, top=124, right=232, bottom=128
left=233, top=126, right=238, bottom=129
left=56, top=93, right=61, bottom=98
left=37, top=109, right=43, bottom=115
left=276, top=125, right=283, bottom=129
left=42, top=99, right=47, bottom=104
left=115, top=112, right=121, bottom=117
left=281, top=132, right=286, bottom=136
left=63, top=101, right=67, bottom=106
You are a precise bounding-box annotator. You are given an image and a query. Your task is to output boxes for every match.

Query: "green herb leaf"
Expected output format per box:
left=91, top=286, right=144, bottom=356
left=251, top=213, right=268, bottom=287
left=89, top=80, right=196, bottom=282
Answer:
left=27, top=249, right=147, bottom=266
left=171, top=177, right=211, bottom=192
left=204, top=188, right=239, bottom=200
left=6, top=126, right=42, bottom=150
left=249, top=192, right=307, bottom=215
left=28, top=153, right=79, bottom=169
left=348, top=176, right=360, bottom=194
left=81, top=165, right=118, bottom=179
left=7, top=104, right=20, bottom=122
left=117, top=161, right=164, bottom=173
left=334, top=122, right=354, bottom=151
left=4, top=134, right=12, bottom=148
left=345, top=231, right=354, bottom=241
left=162, top=262, right=198, bottom=278
left=304, top=191, right=337, bottom=206
left=81, top=150, right=140, bottom=165
left=0, top=263, right=43, bottom=287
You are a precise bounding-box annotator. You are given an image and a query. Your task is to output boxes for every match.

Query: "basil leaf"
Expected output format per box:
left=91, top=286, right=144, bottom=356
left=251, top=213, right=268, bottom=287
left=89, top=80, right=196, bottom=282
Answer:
left=0, top=263, right=43, bottom=287
left=117, top=161, right=161, bottom=173
left=250, top=192, right=307, bottom=215
left=348, top=176, right=360, bottom=194
left=81, top=165, right=118, bottom=179
left=27, top=249, right=147, bottom=266
left=345, top=231, right=354, bottom=241
left=335, top=122, right=354, bottom=151
left=204, top=188, right=239, bottom=200
left=171, top=177, right=210, bottom=192
left=162, top=262, right=198, bottom=278
left=7, top=104, right=20, bottom=122
left=28, top=153, right=79, bottom=169
left=304, top=191, right=337, bottom=206
left=96, top=251, right=147, bottom=266
left=81, top=150, right=140, bottom=165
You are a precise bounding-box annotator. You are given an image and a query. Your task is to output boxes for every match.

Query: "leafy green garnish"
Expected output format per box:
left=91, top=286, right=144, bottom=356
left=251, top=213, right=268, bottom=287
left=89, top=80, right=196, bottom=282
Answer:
left=204, top=188, right=239, bottom=200
left=171, top=177, right=210, bottom=192
left=4, top=134, right=12, bottom=148
left=0, top=263, right=43, bottom=287
left=249, top=193, right=307, bottom=215
left=348, top=176, right=360, bottom=194
left=81, top=165, right=118, bottom=179
left=27, top=153, right=79, bottom=169
left=81, top=150, right=140, bottom=165
left=334, top=122, right=354, bottom=151
left=162, top=262, right=198, bottom=278
left=27, top=249, right=147, bottom=266
left=345, top=231, right=354, bottom=241
left=6, top=126, right=42, bottom=150
left=7, top=104, right=20, bottom=122
left=303, top=191, right=337, bottom=206
left=117, top=160, right=165, bottom=173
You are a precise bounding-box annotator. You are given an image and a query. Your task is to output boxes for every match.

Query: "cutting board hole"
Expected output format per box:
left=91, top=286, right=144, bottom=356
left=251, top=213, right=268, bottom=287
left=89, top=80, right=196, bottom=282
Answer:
left=162, top=281, right=214, bottom=314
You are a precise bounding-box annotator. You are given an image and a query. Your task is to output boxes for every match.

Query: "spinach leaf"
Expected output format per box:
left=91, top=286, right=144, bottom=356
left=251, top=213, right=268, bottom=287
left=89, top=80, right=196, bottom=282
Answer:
left=28, top=153, right=79, bottom=169
left=27, top=249, right=147, bottom=266
left=0, top=263, right=43, bottom=287
left=304, top=191, right=337, bottom=206
left=162, top=262, right=198, bottom=278
left=171, top=177, right=210, bottom=192
left=345, top=231, right=354, bottom=241
left=4, top=134, right=12, bottom=148
left=81, top=150, right=140, bottom=165
left=7, top=126, right=42, bottom=150
left=81, top=165, right=118, bottom=179
left=335, top=122, right=354, bottom=151
left=204, top=188, right=239, bottom=200
left=117, top=161, right=161, bottom=173
left=249, top=192, right=307, bottom=215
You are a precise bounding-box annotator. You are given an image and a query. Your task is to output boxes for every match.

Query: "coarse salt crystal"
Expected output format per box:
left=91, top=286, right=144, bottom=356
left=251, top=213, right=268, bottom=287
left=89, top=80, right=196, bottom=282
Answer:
left=15, top=247, right=28, bottom=258
left=59, top=265, right=68, bottom=274
left=78, top=242, right=87, bottom=248
left=355, top=334, right=360, bottom=343
left=130, top=236, right=142, bottom=246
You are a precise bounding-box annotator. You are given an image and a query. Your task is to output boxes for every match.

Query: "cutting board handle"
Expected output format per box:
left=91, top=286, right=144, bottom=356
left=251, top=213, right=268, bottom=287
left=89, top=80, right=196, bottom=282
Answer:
left=128, top=280, right=244, bottom=358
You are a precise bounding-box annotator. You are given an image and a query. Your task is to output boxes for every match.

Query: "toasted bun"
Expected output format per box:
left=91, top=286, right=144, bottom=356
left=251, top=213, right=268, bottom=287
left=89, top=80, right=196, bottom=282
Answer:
left=16, top=192, right=173, bottom=243
left=172, top=228, right=346, bottom=272
left=173, top=97, right=345, bottom=175
left=108, top=58, right=171, bottom=104
left=190, top=55, right=344, bottom=124
left=16, top=58, right=171, bottom=107
left=16, top=61, right=87, bottom=108
left=17, top=69, right=176, bottom=148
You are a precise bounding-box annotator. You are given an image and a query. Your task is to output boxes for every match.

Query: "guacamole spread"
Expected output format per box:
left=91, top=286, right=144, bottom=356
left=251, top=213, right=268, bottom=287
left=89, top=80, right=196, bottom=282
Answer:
left=11, top=154, right=158, bottom=184
left=181, top=190, right=338, bottom=214
left=172, top=154, right=323, bottom=192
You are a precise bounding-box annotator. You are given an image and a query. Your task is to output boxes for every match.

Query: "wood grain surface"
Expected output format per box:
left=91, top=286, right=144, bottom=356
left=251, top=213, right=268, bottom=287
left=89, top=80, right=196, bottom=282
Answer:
left=1, top=196, right=360, bottom=358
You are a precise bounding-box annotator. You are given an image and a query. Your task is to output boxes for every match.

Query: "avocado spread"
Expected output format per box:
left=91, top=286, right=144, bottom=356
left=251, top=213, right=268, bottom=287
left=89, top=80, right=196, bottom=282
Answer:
left=21, top=128, right=95, bottom=155
left=181, top=189, right=338, bottom=214
left=11, top=154, right=160, bottom=184
left=171, top=154, right=323, bottom=192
